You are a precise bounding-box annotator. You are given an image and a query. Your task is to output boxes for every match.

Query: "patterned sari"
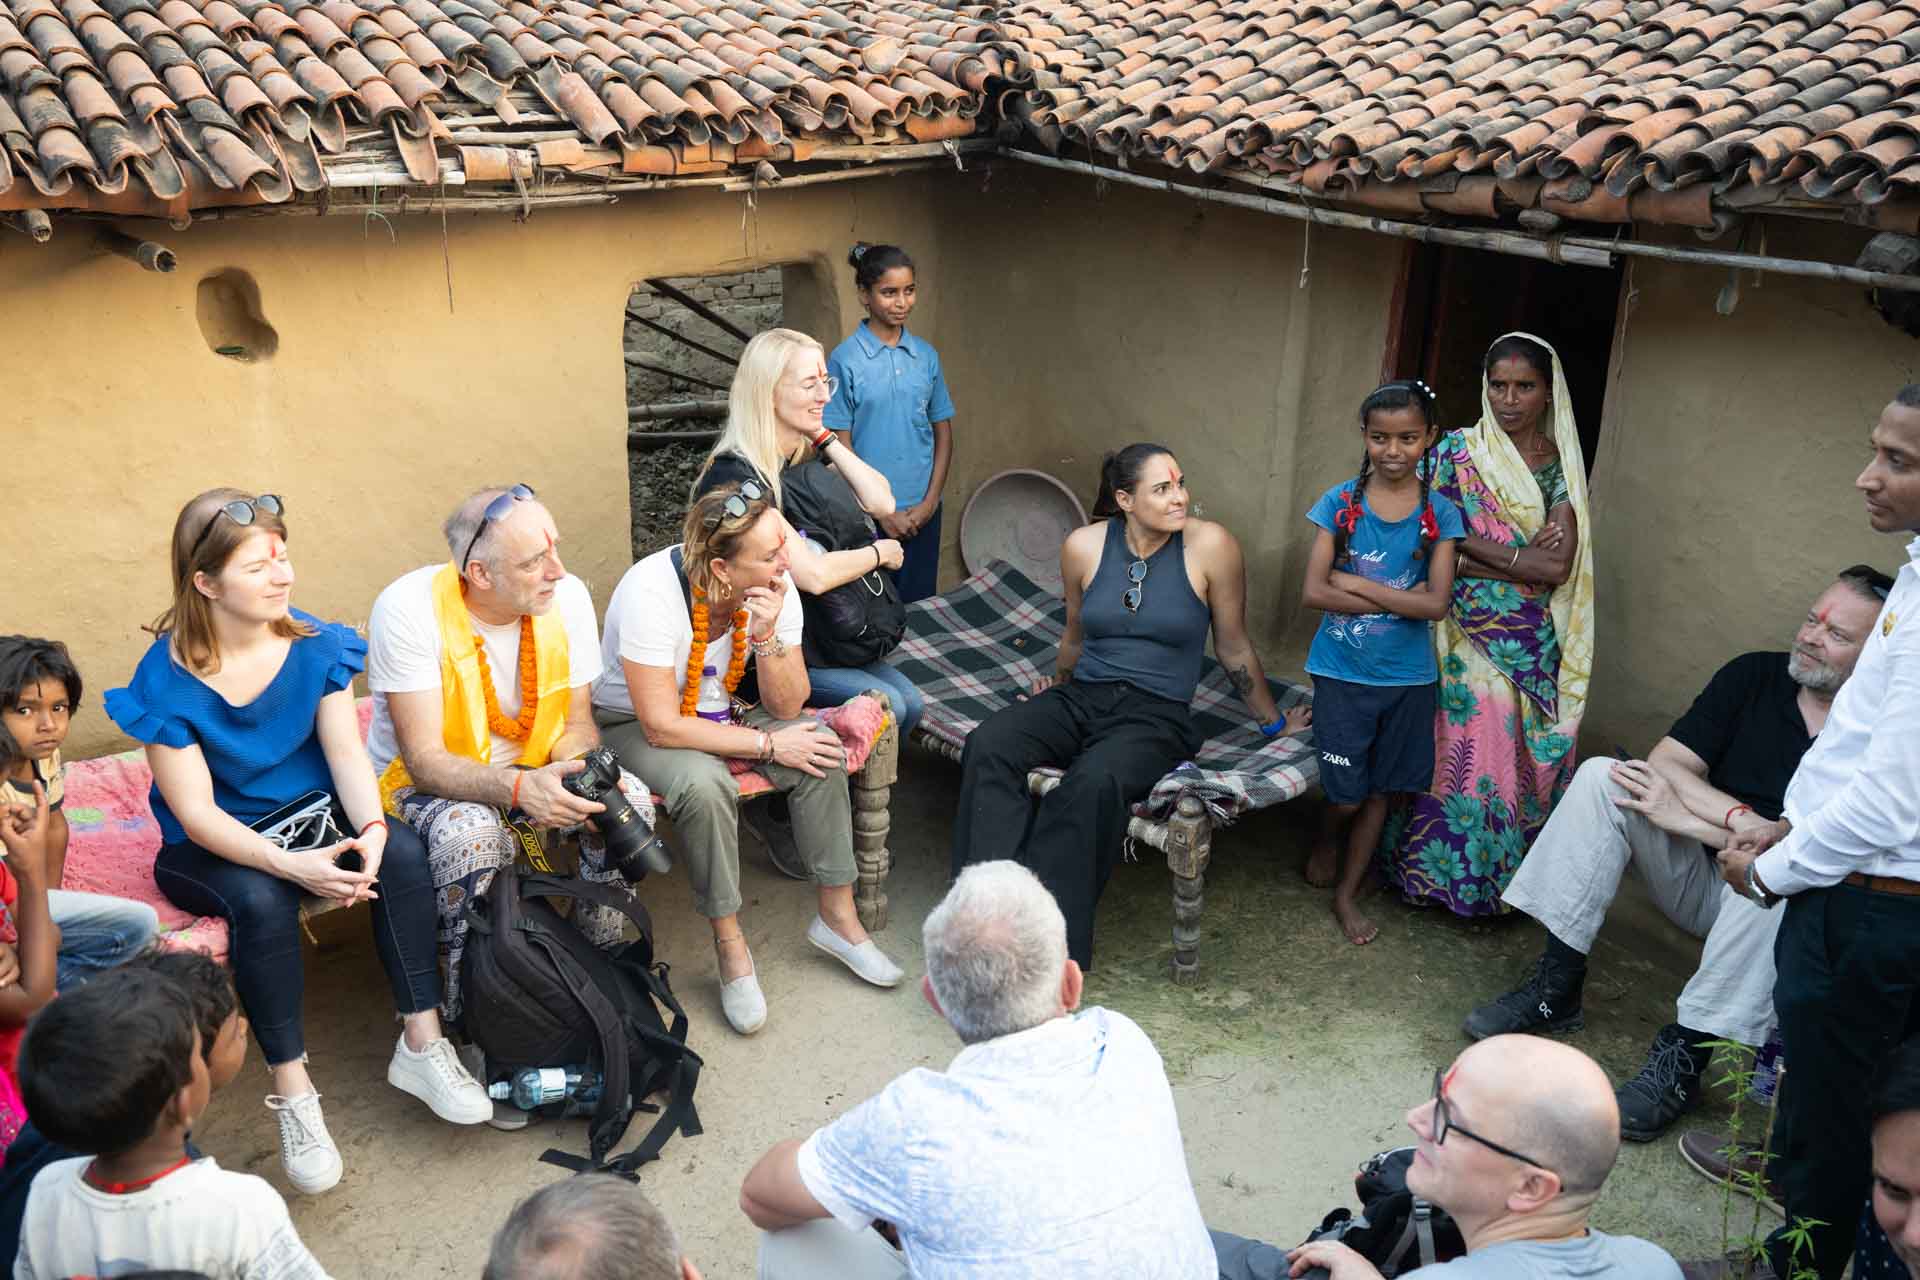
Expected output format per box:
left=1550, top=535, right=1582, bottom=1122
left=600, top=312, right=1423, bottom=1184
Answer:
left=1381, top=334, right=1597, bottom=915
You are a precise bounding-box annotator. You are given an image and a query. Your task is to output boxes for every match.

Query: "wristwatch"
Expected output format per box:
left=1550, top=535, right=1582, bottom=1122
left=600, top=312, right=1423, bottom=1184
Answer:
left=1745, top=862, right=1781, bottom=909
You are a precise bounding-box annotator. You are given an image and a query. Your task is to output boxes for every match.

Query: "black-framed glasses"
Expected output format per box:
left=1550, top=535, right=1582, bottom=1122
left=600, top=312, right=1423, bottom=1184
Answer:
left=703, top=479, right=769, bottom=529
left=190, top=494, right=284, bottom=560
left=1122, top=558, right=1149, bottom=613
left=1840, top=562, right=1895, bottom=600
left=461, top=483, right=535, bottom=570
left=1431, top=1068, right=1553, bottom=1172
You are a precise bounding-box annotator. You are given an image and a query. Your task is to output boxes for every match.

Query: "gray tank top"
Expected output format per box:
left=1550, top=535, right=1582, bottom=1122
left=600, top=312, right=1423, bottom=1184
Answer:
left=1071, top=518, right=1212, bottom=704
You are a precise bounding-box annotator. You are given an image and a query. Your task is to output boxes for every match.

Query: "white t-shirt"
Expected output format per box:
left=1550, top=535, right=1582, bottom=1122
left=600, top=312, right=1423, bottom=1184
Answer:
left=16, top=1156, right=331, bottom=1279
left=365, top=565, right=603, bottom=774
left=795, top=1006, right=1217, bottom=1279
left=592, top=545, right=803, bottom=716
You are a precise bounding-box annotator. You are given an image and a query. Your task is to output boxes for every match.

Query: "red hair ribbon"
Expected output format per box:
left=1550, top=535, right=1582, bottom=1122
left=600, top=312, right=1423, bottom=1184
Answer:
left=1419, top=505, right=1439, bottom=541
left=1334, top=487, right=1364, bottom=534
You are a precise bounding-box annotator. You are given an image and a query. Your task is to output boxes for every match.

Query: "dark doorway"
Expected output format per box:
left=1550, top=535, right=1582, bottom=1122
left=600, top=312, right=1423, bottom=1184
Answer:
left=1381, top=243, right=1622, bottom=471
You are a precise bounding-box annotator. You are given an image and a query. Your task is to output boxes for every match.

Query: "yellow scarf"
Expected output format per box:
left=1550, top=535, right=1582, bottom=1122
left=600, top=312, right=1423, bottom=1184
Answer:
left=1461, top=330, right=1597, bottom=726
left=379, top=562, right=571, bottom=814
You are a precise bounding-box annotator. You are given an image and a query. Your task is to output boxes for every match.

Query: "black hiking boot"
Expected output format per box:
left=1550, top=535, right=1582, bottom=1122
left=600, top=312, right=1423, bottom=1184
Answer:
left=1461, top=953, right=1585, bottom=1041
left=1616, top=1023, right=1712, bottom=1142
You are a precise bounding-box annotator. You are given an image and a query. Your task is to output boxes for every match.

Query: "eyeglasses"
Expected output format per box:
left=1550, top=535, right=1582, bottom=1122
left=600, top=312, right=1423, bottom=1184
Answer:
left=1122, top=558, right=1149, bottom=613
left=461, top=483, right=536, bottom=571
left=703, top=479, right=770, bottom=529
left=1840, top=562, right=1895, bottom=600
left=795, top=375, right=839, bottom=400
left=1431, top=1068, right=1552, bottom=1173
left=190, top=494, right=284, bottom=560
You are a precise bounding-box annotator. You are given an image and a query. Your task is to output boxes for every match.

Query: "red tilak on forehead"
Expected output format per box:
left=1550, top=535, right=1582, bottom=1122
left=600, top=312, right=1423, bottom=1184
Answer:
left=269, top=534, right=286, bottom=556
left=544, top=530, right=555, bottom=553
left=1816, top=606, right=1831, bottom=625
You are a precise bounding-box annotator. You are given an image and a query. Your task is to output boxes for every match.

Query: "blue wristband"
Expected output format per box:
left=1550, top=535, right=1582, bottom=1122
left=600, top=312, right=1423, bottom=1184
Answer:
left=1259, top=718, right=1286, bottom=738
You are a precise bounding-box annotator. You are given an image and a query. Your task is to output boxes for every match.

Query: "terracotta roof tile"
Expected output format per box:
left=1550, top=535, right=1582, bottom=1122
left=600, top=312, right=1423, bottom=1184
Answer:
left=992, top=0, right=1920, bottom=215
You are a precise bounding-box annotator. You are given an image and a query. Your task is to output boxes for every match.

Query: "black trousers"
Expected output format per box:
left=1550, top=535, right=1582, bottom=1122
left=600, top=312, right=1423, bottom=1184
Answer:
left=950, top=679, right=1200, bottom=968
left=1767, top=882, right=1920, bottom=1279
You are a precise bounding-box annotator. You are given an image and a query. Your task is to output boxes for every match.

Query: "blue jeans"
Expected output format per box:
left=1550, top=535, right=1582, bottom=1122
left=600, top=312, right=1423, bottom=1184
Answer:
left=805, top=661, right=924, bottom=738
left=48, top=890, right=160, bottom=990
left=153, top=809, right=441, bottom=1065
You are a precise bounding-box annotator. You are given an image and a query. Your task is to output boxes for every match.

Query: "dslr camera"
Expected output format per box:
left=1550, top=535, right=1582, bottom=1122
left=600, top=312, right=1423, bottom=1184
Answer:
left=561, top=747, right=670, bottom=880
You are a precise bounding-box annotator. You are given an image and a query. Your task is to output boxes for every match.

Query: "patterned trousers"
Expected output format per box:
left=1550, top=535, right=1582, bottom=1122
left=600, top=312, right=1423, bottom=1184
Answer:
left=395, top=769, right=657, bottom=1024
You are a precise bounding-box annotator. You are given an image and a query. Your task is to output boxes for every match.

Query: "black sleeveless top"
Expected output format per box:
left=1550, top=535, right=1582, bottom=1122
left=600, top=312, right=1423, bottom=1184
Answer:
left=1071, top=518, right=1212, bottom=704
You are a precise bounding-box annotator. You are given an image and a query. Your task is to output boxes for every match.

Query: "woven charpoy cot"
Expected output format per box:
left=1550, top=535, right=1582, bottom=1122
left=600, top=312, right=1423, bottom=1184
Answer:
left=886, top=561, right=1317, bottom=983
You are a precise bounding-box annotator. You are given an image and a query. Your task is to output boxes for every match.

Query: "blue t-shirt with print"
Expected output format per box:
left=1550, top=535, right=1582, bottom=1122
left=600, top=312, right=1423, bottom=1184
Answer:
left=1306, top=480, right=1465, bottom=686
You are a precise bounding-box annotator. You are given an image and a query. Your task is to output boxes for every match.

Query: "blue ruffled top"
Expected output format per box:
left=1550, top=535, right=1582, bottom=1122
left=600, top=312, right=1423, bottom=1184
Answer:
left=105, top=610, right=366, bottom=847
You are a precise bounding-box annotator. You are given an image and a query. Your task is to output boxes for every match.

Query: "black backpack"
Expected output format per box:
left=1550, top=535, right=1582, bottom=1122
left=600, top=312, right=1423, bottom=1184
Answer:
left=1298, top=1147, right=1466, bottom=1275
left=461, top=866, right=702, bottom=1176
left=780, top=458, right=907, bottom=668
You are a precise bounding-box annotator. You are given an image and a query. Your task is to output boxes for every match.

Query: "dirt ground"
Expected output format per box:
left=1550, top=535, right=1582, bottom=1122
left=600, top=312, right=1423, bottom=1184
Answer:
left=195, top=759, right=1758, bottom=1277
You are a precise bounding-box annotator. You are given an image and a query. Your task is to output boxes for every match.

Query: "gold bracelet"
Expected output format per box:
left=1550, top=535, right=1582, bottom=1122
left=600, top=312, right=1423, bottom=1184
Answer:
left=1507, top=545, right=1522, bottom=571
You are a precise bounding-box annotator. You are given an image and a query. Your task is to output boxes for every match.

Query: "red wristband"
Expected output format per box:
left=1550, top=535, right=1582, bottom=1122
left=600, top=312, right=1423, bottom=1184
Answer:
left=511, top=771, right=524, bottom=811
left=1725, top=804, right=1752, bottom=829
left=812, top=428, right=835, bottom=451
left=358, top=818, right=387, bottom=837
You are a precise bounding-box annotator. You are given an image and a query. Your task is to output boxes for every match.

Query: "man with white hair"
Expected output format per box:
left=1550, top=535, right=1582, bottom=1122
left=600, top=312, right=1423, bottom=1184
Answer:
left=484, top=1174, right=703, bottom=1280
left=739, top=860, right=1216, bottom=1278
left=1461, top=567, right=1889, bottom=1142
left=1224, top=1036, right=1680, bottom=1279
left=367, top=484, right=663, bottom=1034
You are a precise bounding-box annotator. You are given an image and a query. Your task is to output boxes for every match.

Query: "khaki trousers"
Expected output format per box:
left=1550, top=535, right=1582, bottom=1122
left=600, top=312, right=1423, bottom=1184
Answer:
left=595, top=706, right=855, bottom=918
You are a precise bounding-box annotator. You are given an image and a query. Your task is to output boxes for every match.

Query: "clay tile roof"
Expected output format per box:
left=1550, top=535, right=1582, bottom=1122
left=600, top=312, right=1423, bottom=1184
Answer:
left=992, top=0, right=1920, bottom=220
left=0, top=0, right=1004, bottom=215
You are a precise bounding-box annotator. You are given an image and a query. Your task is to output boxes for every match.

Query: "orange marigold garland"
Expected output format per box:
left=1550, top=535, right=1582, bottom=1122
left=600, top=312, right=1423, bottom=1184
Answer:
left=473, top=616, right=539, bottom=742
left=681, top=589, right=751, bottom=719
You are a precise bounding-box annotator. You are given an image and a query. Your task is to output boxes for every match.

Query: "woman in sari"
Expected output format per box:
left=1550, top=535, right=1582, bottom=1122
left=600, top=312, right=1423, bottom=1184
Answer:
left=1381, top=333, right=1597, bottom=914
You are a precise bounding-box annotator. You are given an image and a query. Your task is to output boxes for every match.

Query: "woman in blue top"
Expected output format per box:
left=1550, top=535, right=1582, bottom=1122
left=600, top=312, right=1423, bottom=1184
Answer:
left=951, top=444, right=1309, bottom=968
left=824, top=242, right=956, bottom=603
left=105, top=488, right=488, bottom=1197
left=1299, top=380, right=1466, bottom=946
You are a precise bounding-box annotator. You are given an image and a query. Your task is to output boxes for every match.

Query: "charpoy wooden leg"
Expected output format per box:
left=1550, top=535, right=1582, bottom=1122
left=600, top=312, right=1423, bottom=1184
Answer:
left=1164, top=793, right=1213, bottom=985
left=852, top=691, right=900, bottom=932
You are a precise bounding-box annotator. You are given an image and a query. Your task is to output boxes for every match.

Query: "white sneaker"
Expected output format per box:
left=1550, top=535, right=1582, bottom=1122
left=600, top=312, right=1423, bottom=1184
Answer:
left=266, top=1092, right=343, bottom=1195
left=807, top=916, right=904, bottom=988
left=387, top=1035, right=492, bottom=1125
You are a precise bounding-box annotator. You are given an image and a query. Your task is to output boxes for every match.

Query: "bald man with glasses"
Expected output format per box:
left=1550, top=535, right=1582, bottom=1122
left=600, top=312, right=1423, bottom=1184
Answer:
left=1212, top=1037, right=1681, bottom=1279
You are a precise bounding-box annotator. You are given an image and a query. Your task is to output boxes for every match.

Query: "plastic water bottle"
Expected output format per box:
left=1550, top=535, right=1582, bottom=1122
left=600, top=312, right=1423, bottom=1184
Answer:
left=489, top=1065, right=602, bottom=1113
left=695, top=663, right=731, bottom=724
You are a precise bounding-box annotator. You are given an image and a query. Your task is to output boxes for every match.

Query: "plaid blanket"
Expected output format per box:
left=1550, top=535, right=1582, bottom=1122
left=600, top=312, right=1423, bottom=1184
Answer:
left=887, top=561, right=1318, bottom=825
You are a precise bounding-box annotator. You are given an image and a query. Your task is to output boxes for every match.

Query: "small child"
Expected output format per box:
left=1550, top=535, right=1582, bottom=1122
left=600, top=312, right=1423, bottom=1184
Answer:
left=1301, top=380, right=1466, bottom=946
left=824, top=242, right=957, bottom=603
left=14, top=963, right=328, bottom=1279
left=0, top=946, right=247, bottom=1266
left=0, top=635, right=160, bottom=987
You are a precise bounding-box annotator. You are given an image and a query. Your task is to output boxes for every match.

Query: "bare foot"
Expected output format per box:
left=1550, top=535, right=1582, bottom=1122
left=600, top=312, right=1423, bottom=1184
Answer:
left=1332, top=894, right=1378, bottom=945
left=1305, top=840, right=1338, bottom=889
left=715, top=933, right=755, bottom=982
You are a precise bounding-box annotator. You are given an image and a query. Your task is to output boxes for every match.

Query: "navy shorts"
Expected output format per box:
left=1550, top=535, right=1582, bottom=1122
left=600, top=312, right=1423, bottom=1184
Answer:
left=1310, top=675, right=1438, bottom=805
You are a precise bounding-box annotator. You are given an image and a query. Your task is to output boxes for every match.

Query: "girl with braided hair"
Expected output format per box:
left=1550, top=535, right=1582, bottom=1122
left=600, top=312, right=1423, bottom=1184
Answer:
left=1301, top=380, right=1466, bottom=944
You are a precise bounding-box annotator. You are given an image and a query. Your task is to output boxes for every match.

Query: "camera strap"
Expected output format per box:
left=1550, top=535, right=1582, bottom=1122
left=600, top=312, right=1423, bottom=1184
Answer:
left=500, top=809, right=560, bottom=875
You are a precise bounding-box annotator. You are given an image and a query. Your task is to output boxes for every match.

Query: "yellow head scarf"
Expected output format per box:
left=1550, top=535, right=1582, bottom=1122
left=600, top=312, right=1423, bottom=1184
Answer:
left=1464, top=332, right=1596, bottom=726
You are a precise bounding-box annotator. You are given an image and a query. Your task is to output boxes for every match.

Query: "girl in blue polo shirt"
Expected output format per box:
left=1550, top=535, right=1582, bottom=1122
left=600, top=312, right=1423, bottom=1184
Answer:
left=1300, top=380, right=1465, bottom=946
left=824, top=242, right=957, bottom=602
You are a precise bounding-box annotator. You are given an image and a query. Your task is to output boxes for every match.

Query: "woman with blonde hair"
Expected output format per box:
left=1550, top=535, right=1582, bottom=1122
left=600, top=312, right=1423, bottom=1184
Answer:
left=593, top=484, right=904, bottom=1036
left=105, top=489, right=488, bottom=1196
left=696, top=328, right=927, bottom=736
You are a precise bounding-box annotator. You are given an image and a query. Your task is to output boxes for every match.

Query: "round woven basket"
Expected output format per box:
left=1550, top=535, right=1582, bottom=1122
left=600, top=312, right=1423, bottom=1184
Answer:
left=959, top=468, right=1090, bottom=595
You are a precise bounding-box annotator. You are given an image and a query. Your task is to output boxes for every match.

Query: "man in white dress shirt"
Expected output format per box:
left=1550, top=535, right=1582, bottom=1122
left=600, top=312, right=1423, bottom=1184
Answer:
left=738, top=860, right=1216, bottom=1280
left=1703, top=386, right=1920, bottom=1280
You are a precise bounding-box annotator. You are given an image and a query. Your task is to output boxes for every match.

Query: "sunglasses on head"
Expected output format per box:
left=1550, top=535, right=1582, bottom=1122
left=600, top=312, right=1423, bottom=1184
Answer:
left=703, top=480, right=769, bottom=529
left=461, top=484, right=536, bottom=570
left=191, top=494, right=284, bottom=560
left=1840, top=563, right=1895, bottom=601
